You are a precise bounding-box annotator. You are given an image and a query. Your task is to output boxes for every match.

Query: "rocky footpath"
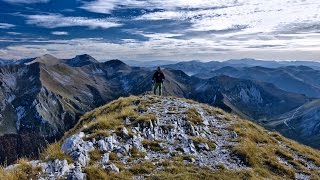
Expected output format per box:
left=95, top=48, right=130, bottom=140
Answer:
left=3, top=95, right=320, bottom=179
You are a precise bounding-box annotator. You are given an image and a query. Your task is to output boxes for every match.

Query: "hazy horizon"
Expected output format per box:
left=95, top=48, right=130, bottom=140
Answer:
left=0, top=0, right=319, bottom=61
left=2, top=53, right=320, bottom=63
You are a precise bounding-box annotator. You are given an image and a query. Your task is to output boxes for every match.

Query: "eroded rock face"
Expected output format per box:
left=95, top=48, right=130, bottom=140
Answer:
left=40, top=159, right=71, bottom=178
left=61, top=132, right=94, bottom=166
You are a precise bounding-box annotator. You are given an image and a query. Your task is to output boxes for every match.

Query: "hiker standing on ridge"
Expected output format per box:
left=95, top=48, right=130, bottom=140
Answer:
left=152, top=67, right=165, bottom=96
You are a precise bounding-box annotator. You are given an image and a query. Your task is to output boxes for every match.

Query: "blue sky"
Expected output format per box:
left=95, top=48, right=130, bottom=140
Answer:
left=0, top=0, right=319, bottom=61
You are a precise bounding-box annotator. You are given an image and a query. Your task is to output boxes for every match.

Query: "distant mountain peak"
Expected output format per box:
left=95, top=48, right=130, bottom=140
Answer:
left=26, top=54, right=61, bottom=66
left=65, top=54, right=99, bottom=67
left=74, top=54, right=96, bottom=60
left=42, top=54, right=56, bottom=58
left=104, top=59, right=129, bottom=67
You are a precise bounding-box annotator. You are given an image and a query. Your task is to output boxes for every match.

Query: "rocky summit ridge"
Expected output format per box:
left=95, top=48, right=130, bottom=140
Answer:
left=1, top=95, right=320, bottom=180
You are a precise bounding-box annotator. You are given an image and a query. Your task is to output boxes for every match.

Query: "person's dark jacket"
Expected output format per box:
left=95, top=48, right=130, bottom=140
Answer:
left=152, top=70, right=165, bottom=83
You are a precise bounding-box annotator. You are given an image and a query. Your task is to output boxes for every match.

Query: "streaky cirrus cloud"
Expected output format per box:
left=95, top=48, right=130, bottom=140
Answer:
left=81, top=0, right=237, bottom=14
left=0, top=23, right=15, bottom=29
left=1, top=30, right=320, bottom=61
left=24, top=14, right=122, bottom=29
left=7, top=32, right=22, bottom=35
left=0, top=0, right=320, bottom=61
left=51, top=31, right=68, bottom=35
left=1, top=0, right=49, bottom=4
left=135, top=0, right=319, bottom=33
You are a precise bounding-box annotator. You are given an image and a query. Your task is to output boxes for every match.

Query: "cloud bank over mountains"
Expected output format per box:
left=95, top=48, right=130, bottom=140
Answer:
left=0, top=0, right=319, bottom=61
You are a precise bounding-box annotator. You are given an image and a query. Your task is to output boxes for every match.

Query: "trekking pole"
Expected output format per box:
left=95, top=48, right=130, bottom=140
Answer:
left=151, top=80, right=155, bottom=95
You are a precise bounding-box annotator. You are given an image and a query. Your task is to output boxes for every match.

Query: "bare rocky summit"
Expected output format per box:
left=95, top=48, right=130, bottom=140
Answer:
left=1, top=95, right=320, bottom=179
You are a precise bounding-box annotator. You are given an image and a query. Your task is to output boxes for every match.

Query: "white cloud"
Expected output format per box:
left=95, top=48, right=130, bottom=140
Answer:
left=1, top=32, right=320, bottom=61
left=2, top=0, right=49, bottom=4
left=135, top=0, right=320, bottom=34
left=81, top=0, right=237, bottom=14
left=1, top=0, right=320, bottom=61
left=7, top=32, right=22, bottom=35
left=51, top=31, right=69, bottom=35
left=0, top=23, right=15, bottom=29
left=24, top=14, right=122, bottom=29
left=81, top=0, right=146, bottom=14
left=136, top=11, right=185, bottom=21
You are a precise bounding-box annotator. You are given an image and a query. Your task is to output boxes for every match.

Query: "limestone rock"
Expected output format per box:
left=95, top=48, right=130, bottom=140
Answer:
left=104, top=163, right=120, bottom=173
left=61, top=132, right=85, bottom=154
left=101, top=153, right=110, bottom=165
left=40, top=159, right=70, bottom=178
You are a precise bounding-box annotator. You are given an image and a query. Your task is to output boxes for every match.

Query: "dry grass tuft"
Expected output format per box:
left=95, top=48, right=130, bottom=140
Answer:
left=0, top=159, right=42, bottom=180
left=89, top=149, right=102, bottom=165
left=109, top=152, right=119, bottom=162
left=129, top=161, right=156, bottom=175
left=85, top=164, right=133, bottom=180
left=203, top=104, right=235, bottom=121
left=229, top=118, right=320, bottom=179
left=136, top=113, right=157, bottom=124
left=191, top=137, right=216, bottom=150
left=40, top=142, right=73, bottom=163
left=185, top=108, right=203, bottom=125
left=84, top=130, right=111, bottom=140
left=142, top=140, right=164, bottom=152
left=65, top=96, right=138, bottom=138
left=152, top=159, right=254, bottom=180
left=84, top=165, right=109, bottom=180
left=83, top=105, right=138, bottom=137
left=130, top=148, right=146, bottom=158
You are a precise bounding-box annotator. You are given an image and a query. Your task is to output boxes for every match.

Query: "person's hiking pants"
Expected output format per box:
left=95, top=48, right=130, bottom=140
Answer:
left=154, top=83, right=163, bottom=96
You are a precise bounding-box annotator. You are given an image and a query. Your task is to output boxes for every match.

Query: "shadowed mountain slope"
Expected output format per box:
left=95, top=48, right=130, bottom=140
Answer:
left=267, top=99, right=320, bottom=149
left=194, top=66, right=320, bottom=98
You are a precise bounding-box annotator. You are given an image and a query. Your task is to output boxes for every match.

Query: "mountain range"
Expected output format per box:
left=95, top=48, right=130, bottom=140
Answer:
left=161, top=58, right=320, bottom=75
left=0, top=54, right=319, bottom=165
left=194, top=66, right=320, bottom=98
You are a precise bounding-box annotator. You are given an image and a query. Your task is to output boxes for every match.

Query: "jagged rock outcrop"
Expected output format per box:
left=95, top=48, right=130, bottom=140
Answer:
left=2, top=96, right=320, bottom=180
